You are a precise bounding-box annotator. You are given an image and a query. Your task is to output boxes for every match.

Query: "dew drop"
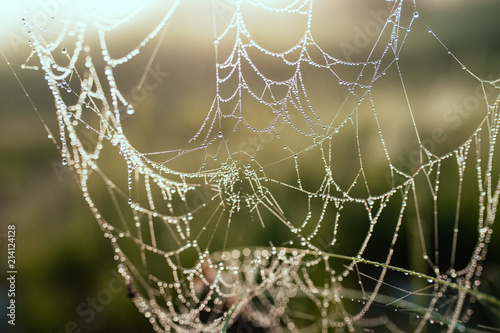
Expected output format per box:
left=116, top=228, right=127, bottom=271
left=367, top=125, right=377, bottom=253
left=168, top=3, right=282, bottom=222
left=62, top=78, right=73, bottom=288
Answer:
left=62, top=158, right=67, bottom=166
left=217, top=131, right=223, bottom=138
left=127, top=104, right=135, bottom=115
left=413, top=11, right=419, bottom=18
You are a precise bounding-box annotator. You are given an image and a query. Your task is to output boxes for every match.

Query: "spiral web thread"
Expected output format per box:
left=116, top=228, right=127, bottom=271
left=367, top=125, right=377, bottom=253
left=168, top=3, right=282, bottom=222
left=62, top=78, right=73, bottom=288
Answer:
left=20, top=0, right=500, bottom=331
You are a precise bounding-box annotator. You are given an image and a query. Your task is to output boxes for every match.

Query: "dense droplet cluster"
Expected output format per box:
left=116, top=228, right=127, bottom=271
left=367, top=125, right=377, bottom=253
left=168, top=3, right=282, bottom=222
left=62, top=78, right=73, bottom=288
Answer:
left=22, top=0, right=500, bottom=332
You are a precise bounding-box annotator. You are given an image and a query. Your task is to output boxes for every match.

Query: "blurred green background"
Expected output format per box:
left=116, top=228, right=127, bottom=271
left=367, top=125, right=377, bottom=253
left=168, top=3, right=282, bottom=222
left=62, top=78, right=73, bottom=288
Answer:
left=1, top=1, right=500, bottom=332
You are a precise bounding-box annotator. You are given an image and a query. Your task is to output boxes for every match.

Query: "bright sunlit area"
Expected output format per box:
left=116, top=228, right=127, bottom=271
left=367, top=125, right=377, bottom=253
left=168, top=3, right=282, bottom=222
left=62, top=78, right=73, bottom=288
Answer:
left=1, top=1, right=500, bottom=332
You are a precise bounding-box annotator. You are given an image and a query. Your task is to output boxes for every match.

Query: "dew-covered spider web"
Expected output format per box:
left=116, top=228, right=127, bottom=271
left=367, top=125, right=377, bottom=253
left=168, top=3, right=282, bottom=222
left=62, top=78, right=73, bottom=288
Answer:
left=17, top=0, right=500, bottom=331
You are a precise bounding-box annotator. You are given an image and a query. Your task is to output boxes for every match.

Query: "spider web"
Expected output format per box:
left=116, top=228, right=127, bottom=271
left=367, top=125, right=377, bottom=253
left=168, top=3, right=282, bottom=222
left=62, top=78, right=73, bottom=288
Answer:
left=18, top=0, right=500, bottom=331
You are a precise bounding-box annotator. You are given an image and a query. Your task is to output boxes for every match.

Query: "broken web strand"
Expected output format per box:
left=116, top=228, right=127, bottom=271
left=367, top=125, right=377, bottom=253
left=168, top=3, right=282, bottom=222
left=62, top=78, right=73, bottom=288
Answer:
left=15, top=0, right=500, bottom=331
